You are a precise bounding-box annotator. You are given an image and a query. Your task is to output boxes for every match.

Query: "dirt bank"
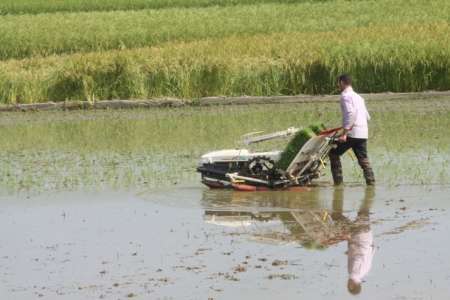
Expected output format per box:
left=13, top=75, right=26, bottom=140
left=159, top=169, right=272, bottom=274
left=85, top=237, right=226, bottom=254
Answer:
left=1, top=91, right=449, bottom=112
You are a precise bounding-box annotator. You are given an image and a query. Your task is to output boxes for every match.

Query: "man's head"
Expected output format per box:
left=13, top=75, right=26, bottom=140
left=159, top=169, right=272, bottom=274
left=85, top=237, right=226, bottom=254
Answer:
left=347, top=278, right=362, bottom=295
left=338, top=74, right=352, bottom=92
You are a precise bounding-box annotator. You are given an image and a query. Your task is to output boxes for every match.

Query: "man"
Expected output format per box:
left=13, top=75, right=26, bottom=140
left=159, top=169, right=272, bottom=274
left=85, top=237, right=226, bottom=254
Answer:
left=329, top=74, right=375, bottom=185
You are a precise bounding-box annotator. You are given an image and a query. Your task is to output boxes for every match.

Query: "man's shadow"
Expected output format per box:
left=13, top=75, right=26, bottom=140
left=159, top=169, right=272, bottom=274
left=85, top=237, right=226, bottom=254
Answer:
left=331, top=187, right=375, bottom=295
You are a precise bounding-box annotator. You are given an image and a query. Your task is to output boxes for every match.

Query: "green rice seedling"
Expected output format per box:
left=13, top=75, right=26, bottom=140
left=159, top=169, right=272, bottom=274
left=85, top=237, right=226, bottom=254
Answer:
left=309, top=123, right=326, bottom=135
left=276, top=127, right=316, bottom=170
left=0, top=99, right=449, bottom=191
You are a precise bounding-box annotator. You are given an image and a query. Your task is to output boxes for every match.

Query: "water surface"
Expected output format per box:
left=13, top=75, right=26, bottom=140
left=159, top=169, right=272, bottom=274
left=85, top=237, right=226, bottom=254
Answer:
left=1, top=185, right=449, bottom=299
left=0, top=99, right=449, bottom=299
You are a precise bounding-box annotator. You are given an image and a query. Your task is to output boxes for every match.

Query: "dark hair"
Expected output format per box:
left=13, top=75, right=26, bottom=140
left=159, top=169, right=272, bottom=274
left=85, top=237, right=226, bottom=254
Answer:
left=347, top=279, right=362, bottom=295
left=338, top=74, right=352, bottom=85
left=348, top=284, right=361, bottom=295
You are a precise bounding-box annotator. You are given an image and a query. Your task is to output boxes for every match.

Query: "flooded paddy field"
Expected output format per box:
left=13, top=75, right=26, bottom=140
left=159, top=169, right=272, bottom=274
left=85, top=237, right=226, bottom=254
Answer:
left=0, top=97, right=449, bottom=299
left=0, top=98, right=449, bottom=192
left=1, top=185, right=450, bottom=299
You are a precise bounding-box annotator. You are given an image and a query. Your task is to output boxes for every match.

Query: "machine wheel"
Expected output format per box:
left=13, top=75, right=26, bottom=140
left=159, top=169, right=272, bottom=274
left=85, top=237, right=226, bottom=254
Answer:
left=246, top=156, right=276, bottom=178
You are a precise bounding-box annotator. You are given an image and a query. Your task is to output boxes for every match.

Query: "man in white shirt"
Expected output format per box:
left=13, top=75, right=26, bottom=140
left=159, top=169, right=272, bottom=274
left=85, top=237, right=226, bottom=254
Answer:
left=329, top=74, right=375, bottom=185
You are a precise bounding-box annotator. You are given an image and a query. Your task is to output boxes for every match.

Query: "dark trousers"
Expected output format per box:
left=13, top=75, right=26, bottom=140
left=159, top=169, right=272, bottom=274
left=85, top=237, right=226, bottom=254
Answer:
left=329, top=137, right=375, bottom=185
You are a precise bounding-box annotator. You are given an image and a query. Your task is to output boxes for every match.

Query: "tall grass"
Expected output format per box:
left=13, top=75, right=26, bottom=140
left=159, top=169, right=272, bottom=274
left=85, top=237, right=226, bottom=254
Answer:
left=0, top=0, right=448, bottom=60
left=0, top=0, right=321, bottom=15
left=0, top=22, right=448, bottom=103
left=0, top=0, right=448, bottom=102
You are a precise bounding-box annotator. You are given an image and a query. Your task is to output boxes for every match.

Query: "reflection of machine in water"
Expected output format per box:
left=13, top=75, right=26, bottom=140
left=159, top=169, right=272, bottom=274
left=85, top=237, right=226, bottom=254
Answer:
left=204, top=209, right=348, bottom=249
left=202, top=187, right=380, bottom=295
left=201, top=188, right=350, bottom=249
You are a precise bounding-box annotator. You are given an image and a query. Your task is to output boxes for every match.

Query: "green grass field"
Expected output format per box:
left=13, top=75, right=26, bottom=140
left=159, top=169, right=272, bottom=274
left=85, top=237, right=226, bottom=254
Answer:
left=0, top=0, right=316, bottom=15
left=0, top=0, right=449, bottom=103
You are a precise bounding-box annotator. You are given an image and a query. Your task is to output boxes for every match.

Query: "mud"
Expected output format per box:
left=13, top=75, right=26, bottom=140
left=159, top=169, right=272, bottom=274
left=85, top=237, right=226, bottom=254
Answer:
left=1, top=91, right=449, bottom=112
left=1, top=184, right=449, bottom=299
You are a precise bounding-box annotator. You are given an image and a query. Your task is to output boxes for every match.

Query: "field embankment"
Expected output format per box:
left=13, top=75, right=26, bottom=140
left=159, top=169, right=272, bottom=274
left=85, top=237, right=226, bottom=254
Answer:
left=0, top=0, right=449, bottom=104
left=1, top=91, right=449, bottom=112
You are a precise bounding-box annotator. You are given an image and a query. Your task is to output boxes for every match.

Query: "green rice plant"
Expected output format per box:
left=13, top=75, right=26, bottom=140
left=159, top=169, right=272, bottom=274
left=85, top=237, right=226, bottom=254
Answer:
left=276, top=127, right=315, bottom=170
left=0, top=0, right=324, bottom=15
left=0, top=99, right=449, bottom=191
left=0, top=0, right=449, bottom=60
left=309, top=124, right=326, bottom=135
left=0, top=22, right=449, bottom=103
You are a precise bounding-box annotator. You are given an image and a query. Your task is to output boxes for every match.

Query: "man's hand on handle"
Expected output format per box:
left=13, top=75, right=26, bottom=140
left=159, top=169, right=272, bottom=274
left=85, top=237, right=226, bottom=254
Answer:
left=337, top=128, right=349, bottom=143
left=338, top=134, right=347, bottom=143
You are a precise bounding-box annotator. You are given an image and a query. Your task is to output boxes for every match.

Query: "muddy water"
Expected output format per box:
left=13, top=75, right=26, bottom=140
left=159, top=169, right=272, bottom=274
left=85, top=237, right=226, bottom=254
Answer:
left=0, top=99, right=449, bottom=299
left=0, top=99, right=449, bottom=192
left=1, top=184, right=449, bottom=299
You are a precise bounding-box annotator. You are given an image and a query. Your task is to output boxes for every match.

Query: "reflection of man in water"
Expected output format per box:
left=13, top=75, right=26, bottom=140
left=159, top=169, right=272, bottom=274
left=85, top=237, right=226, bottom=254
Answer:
left=332, top=187, right=375, bottom=295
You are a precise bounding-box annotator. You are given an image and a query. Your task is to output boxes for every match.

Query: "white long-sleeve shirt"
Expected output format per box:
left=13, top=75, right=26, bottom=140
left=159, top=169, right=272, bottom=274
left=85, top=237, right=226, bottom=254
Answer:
left=347, top=230, right=375, bottom=283
left=340, top=87, right=371, bottom=139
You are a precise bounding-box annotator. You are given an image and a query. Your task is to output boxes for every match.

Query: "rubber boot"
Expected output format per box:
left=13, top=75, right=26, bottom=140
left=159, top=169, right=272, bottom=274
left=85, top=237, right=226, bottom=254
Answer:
left=358, top=158, right=375, bottom=185
left=329, top=153, right=343, bottom=185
